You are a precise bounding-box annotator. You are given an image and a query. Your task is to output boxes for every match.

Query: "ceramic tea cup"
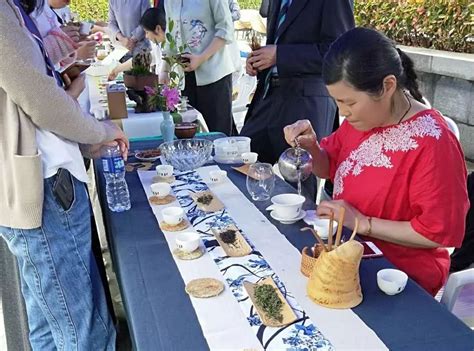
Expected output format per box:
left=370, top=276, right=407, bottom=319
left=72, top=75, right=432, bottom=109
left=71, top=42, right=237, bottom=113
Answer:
left=241, top=152, right=258, bottom=164
left=209, top=170, right=227, bottom=183
left=161, top=206, right=184, bottom=226
left=311, top=216, right=338, bottom=240
left=175, top=232, right=200, bottom=253
left=156, top=165, right=174, bottom=178
left=150, top=182, right=171, bottom=198
left=377, top=269, right=408, bottom=295
left=266, top=193, right=305, bottom=219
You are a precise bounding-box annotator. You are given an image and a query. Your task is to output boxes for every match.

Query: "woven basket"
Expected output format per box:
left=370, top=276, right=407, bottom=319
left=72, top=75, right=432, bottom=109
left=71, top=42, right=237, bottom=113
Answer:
left=300, top=245, right=324, bottom=277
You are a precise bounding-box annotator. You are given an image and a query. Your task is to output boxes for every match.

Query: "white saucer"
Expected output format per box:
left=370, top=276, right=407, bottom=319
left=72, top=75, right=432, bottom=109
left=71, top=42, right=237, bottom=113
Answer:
left=270, top=210, right=306, bottom=224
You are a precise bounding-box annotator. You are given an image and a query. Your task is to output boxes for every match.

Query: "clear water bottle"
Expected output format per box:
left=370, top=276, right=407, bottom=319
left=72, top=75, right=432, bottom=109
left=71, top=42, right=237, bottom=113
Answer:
left=101, top=145, right=131, bottom=212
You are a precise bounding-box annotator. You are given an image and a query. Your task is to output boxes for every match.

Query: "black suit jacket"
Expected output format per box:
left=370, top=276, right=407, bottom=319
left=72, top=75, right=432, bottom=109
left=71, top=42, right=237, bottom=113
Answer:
left=252, top=0, right=354, bottom=99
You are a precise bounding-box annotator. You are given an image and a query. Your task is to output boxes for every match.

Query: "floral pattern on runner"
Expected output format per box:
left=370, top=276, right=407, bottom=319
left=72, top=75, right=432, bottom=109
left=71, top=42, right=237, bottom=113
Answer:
left=171, top=170, right=334, bottom=350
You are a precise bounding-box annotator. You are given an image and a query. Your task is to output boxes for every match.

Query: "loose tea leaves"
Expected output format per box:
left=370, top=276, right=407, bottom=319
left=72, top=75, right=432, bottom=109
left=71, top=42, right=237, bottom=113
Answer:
left=197, top=194, right=213, bottom=206
left=220, top=229, right=237, bottom=245
left=254, top=283, right=283, bottom=322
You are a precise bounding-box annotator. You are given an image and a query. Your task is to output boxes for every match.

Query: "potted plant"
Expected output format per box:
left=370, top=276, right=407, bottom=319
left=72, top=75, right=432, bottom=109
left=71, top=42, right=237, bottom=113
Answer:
left=123, top=49, right=158, bottom=91
left=161, top=19, right=189, bottom=90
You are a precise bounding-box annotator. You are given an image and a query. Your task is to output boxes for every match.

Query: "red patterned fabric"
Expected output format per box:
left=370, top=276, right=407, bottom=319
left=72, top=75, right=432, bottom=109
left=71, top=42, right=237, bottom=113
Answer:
left=321, top=109, right=469, bottom=295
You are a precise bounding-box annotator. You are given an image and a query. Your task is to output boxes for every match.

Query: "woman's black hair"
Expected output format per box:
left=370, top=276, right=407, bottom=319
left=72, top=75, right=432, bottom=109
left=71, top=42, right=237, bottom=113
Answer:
left=323, top=27, right=424, bottom=103
left=140, top=7, right=166, bottom=32
left=20, top=0, right=44, bottom=14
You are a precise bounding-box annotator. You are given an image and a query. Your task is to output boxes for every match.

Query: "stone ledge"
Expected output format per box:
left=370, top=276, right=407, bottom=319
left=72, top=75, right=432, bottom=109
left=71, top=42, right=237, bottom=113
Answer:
left=457, top=122, right=474, bottom=161
left=400, top=45, right=474, bottom=81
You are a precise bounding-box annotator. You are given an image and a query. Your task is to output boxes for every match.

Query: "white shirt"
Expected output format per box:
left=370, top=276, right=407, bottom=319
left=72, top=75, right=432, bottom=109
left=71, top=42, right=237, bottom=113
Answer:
left=31, top=4, right=89, bottom=182
left=32, top=3, right=60, bottom=38
left=150, top=41, right=162, bottom=75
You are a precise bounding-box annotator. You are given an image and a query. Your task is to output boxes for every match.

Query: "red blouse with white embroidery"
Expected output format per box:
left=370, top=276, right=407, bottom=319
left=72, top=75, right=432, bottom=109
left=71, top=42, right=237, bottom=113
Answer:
left=320, top=109, right=469, bottom=295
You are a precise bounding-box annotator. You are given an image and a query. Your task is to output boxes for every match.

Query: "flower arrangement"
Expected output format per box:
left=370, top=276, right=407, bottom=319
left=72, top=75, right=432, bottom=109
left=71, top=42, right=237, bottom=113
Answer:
left=144, top=84, right=180, bottom=112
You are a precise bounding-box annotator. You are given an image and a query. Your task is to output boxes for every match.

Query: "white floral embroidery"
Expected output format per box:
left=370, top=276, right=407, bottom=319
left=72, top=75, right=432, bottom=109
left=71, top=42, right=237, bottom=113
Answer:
left=333, top=114, right=442, bottom=196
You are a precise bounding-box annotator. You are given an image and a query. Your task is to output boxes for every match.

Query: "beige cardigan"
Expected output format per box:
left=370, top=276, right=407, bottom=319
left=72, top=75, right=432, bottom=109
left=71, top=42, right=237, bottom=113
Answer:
left=0, top=0, right=116, bottom=229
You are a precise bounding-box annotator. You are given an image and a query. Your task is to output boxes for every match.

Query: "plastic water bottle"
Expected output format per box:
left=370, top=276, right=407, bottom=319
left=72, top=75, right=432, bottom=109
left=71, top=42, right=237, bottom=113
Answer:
left=101, top=145, right=131, bottom=212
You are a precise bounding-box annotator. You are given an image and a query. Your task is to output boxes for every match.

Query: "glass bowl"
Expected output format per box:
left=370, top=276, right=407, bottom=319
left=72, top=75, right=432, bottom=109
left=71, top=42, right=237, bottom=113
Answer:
left=159, top=139, right=213, bottom=172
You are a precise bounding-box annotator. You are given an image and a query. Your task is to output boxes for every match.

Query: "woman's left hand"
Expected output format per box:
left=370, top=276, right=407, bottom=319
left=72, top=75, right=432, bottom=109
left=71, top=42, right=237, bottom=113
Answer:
left=182, top=53, right=204, bottom=72
left=87, top=140, right=129, bottom=161
left=317, top=199, right=369, bottom=233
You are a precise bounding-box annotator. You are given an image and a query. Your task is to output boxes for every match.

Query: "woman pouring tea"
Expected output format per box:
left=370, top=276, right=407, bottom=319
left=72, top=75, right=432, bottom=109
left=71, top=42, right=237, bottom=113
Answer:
left=284, top=28, right=468, bottom=296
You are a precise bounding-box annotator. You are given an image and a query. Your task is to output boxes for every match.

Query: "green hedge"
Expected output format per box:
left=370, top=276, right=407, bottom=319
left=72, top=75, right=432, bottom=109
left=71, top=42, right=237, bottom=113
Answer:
left=71, top=0, right=473, bottom=53
left=70, top=0, right=109, bottom=21
left=355, top=0, right=473, bottom=53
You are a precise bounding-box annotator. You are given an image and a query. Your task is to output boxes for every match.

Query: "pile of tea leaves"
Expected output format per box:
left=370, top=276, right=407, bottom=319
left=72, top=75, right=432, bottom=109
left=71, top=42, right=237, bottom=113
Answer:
left=197, top=194, right=213, bottom=206
left=254, top=283, right=283, bottom=322
left=220, top=229, right=237, bottom=245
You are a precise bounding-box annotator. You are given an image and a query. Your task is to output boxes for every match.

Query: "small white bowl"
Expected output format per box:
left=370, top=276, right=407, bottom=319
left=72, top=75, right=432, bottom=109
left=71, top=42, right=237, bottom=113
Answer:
left=377, top=269, right=408, bottom=295
left=175, top=232, right=200, bottom=253
left=241, top=152, right=258, bottom=164
left=209, top=170, right=227, bottom=183
left=161, top=206, right=184, bottom=226
left=150, top=182, right=171, bottom=198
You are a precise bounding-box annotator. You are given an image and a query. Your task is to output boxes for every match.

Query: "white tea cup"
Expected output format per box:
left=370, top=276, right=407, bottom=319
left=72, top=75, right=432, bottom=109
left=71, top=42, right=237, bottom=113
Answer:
left=377, top=269, right=408, bottom=295
left=209, top=170, right=227, bottom=183
left=311, top=216, right=338, bottom=240
left=267, top=193, right=305, bottom=219
left=175, top=232, right=200, bottom=253
left=150, top=182, right=171, bottom=198
left=156, top=165, right=173, bottom=178
left=161, top=206, right=184, bottom=226
left=242, top=152, right=258, bottom=164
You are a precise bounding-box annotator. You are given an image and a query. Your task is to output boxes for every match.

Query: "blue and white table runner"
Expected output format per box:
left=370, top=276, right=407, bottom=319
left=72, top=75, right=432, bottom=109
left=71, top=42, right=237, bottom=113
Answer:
left=138, top=166, right=387, bottom=350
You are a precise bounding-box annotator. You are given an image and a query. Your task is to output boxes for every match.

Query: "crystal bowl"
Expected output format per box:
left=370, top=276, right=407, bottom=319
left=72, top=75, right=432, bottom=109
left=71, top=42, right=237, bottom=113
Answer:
left=159, top=139, right=213, bottom=172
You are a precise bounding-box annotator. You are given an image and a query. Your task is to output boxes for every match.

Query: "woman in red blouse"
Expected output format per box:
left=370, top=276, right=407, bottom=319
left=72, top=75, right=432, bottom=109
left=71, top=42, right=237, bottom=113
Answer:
left=284, top=28, right=469, bottom=296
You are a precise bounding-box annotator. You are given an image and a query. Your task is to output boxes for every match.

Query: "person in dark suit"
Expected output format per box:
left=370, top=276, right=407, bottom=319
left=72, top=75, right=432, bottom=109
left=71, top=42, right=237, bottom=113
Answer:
left=241, top=0, right=354, bottom=170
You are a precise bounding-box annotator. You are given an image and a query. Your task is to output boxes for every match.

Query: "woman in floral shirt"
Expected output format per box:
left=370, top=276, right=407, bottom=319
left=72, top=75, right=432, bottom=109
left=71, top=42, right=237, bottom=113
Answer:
left=163, top=0, right=236, bottom=135
left=284, top=28, right=469, bottom=295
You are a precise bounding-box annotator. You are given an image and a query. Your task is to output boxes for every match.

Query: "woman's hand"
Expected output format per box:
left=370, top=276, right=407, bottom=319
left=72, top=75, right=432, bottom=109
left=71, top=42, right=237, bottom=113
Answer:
left=283, top=119, right=318, bottom=149
left=117, top=33, right=135, bottom=51
left=108, top=67, right=119, bottom=81
left=182, top=53, right=204, bottom=72
left=87, top=139, right=129, bottom=160
left=317, top=200, right=369, bottom=233
left=61, top=24, right=80, bottom=42
left=64, top=74, right=86, bottom=99
left=102, top=122, right=130, bottom=160
left=76, top=40, right=96, bottom=60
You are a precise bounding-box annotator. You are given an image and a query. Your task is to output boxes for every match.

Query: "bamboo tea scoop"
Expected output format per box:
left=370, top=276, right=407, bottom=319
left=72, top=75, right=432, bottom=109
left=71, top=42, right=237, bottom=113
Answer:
left=335, top=207, right=346, bottom=247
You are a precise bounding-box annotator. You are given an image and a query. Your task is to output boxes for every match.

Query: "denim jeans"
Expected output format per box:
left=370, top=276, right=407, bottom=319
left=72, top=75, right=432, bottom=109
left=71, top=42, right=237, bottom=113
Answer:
left=0, top=174, right=116, bottom=351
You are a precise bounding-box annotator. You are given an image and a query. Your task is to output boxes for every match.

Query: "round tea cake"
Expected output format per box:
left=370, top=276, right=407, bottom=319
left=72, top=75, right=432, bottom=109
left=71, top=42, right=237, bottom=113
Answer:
left=185, top=278, right=224, bottom=298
